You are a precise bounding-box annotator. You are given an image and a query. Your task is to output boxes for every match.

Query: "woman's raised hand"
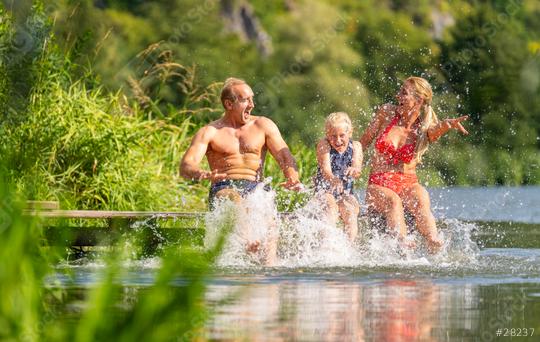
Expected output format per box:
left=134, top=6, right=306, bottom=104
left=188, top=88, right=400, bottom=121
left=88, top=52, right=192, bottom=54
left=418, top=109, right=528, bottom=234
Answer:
left=445, top=115, right=469, bottom=135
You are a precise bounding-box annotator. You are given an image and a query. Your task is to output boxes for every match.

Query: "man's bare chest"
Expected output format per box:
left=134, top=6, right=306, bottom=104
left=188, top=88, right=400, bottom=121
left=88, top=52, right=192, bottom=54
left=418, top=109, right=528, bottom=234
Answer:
left=210, top=128, right=266, bottom=155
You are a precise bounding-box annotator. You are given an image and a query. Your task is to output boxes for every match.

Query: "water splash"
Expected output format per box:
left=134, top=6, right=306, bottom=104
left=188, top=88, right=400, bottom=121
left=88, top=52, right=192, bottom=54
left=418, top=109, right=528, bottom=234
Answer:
left=204, top=188, right=482, bottom=269
left=205, top=184, right=280, bottom=267
left=279, top=196, right=359, bottom=267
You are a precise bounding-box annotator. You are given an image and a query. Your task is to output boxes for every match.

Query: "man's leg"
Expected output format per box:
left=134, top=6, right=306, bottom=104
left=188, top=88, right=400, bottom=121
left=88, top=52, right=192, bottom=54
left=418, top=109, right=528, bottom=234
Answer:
left=262, top=224, right=278, bottom=266
left=214, top=186, right=279, bottom=265
left=212, top=188, right=242, bottom=204
left=213, top=188, right=262, bottom=253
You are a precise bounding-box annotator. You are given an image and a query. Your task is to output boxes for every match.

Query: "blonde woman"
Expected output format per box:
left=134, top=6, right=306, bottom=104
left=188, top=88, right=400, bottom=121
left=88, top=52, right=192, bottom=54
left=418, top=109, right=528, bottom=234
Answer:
left=360, top=77, right=468, bottom=251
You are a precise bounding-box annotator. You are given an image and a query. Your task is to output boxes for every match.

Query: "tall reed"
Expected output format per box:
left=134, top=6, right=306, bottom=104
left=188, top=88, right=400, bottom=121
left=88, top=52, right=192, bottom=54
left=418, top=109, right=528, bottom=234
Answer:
left=0, top=168, right=235, bottom=341
left=0, top=5, right=215, bottom=211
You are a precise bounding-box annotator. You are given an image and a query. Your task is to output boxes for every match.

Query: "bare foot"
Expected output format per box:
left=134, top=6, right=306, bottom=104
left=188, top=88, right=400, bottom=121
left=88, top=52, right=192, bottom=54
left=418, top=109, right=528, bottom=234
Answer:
left=399, top=235, right=416, bottom=250
left=246, top=240, right=261, bottom=253
left=247, top=241, right=277, bottom=267
left=427, top=237, right=443, bottom=254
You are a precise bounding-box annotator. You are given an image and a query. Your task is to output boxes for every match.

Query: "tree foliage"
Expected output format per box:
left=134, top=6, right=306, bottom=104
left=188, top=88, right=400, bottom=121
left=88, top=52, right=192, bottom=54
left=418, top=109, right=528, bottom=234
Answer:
left=1, top=0, right=539, bottom=198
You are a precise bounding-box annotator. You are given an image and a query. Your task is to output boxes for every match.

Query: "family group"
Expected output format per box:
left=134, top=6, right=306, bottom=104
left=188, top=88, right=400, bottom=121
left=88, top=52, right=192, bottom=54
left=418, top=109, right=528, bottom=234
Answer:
left=180, top=77, right=468, bottom=264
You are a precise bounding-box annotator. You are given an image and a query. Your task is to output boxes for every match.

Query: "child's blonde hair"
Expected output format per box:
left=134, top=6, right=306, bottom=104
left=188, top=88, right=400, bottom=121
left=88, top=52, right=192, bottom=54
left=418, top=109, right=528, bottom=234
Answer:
left=325, top=112, right=352, bottom=133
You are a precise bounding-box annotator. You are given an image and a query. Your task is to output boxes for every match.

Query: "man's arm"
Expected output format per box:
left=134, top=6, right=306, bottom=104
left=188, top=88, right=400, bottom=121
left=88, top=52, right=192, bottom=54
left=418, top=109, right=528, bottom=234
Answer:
left=179, top=126, right=226, bottom=181
left=260, top=117, right=302, bottom=190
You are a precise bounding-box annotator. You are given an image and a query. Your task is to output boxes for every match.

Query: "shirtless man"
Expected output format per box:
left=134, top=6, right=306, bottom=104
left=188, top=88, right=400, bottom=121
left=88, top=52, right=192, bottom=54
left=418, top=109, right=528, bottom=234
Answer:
left=180, top=77, right=302, bottom=265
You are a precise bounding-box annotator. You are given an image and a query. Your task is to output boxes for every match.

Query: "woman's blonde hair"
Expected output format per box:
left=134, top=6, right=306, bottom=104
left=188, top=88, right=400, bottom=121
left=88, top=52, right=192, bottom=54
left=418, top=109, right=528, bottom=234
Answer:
left=325, top=112, right=352, bottom=133
left=405, top=77, right=439, bottom=162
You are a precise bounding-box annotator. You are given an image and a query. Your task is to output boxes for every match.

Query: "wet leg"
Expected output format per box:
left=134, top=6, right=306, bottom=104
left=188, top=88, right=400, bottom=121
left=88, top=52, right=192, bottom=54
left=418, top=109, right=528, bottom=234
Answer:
left=338, top=195, right=360, bottom=242
left=213, top=188, right=242, bottom=204
left=262, top=227, right=278, bottom=266
left=402, top=184, right=442, bottom=252
left=214, top=188, right=261, bottom=254
left=318, top=192, right=340, bottom=226
left=366, top=184, right=408, bottom=239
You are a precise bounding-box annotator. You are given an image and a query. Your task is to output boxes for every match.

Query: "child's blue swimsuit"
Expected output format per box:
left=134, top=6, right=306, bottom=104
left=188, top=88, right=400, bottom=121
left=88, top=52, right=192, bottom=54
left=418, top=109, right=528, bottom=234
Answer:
left=314, top=141, right=354, bottom=197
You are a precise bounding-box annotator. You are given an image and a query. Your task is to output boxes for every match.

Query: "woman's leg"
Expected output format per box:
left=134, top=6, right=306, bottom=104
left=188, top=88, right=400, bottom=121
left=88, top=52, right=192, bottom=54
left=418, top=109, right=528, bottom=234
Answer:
left=401, top=184, right=443, bottom=251
left=337, top=195, right=360, bottom=242
left=366, top=184, right=408, bottom=239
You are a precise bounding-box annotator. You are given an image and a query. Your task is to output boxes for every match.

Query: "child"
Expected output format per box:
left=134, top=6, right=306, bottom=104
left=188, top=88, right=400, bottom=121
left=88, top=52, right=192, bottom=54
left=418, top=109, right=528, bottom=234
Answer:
left=314, top=112, right=363, bottom=242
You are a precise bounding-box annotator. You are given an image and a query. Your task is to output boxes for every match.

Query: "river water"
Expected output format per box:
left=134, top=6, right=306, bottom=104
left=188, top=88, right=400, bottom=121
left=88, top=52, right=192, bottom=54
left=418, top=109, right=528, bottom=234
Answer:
left=56, top=186, right=540, bottom=341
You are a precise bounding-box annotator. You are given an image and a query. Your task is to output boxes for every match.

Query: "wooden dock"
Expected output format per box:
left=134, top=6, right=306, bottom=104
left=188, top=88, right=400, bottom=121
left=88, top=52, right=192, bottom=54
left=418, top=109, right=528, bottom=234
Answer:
left=24, top=203, right=540, bottom=249
left=25, top=206, right=207, bottom=249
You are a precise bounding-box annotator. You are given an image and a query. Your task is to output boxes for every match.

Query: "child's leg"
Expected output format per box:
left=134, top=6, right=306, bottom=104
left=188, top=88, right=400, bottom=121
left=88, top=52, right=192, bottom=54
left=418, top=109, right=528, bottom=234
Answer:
left=337, top=195, right=360, bottom=242
left=318, top=192, right=339, bottom=225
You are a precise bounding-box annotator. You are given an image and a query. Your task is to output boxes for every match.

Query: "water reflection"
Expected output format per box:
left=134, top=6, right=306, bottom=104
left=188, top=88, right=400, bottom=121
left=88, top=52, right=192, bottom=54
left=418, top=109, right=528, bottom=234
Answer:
left=363, top=280, right=439, bottom=341
left=50, top=257, right=540, bottom=341
left=207, top=281, right=366, bottom=341
left=204, top=277, right=540, bottom=341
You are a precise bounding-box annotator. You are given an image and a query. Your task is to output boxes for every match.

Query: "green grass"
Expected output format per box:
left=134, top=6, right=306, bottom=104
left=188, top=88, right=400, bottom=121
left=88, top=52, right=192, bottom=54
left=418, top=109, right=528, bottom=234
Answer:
left=0, top=170, right=234, bottom=341
left=3, top=2, right=538, bottom=341
left=1, top=2, right=538, bottom=219
left=0, top=6, right=212, bottom=212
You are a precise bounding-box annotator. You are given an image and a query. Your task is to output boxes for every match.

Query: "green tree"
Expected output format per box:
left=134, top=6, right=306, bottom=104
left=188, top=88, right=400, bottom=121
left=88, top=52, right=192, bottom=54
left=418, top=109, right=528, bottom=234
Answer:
left=440, top=3, right=538, bottom=151
left=352, top=0, right=440, bottom=103
left=259, top=1, right=369, bottom=143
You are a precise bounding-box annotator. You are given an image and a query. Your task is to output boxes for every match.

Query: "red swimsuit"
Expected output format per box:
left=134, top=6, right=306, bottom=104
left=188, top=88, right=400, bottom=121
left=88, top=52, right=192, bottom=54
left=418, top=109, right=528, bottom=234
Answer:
left=369, top=114, right=419, bottom=195
left=374, top=114, right=416, bottom=165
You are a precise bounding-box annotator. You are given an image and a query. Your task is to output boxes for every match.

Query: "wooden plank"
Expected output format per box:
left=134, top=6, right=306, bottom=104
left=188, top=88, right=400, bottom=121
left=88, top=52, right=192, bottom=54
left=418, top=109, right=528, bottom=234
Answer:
left=26, top=210, right=296, bottom=220
left=25, top=210, right=205, bottom=219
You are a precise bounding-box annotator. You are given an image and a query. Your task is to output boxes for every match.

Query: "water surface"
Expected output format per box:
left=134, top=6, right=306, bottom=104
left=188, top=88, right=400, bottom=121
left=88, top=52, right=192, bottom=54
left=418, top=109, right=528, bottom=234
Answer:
left=55, top=186, right=540, bottom=341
